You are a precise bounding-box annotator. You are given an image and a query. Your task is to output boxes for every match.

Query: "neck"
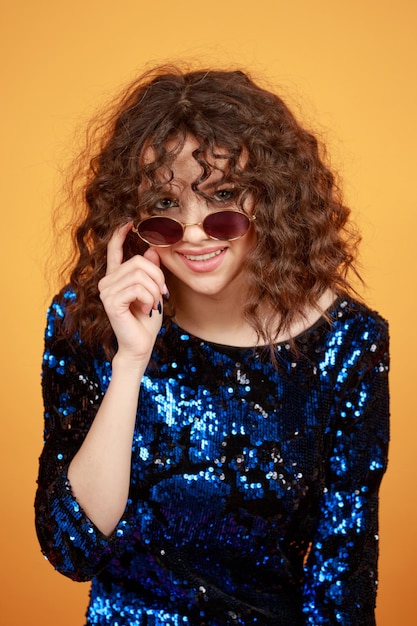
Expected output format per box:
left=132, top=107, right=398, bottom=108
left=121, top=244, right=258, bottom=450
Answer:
left=168, top=277, right=259, bottom=347
left=168, top=283, right=337, bottom=348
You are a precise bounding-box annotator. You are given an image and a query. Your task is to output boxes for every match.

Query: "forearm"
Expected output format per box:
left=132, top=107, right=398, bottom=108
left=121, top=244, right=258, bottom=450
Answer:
left=68, top=353, right=147, bottom=536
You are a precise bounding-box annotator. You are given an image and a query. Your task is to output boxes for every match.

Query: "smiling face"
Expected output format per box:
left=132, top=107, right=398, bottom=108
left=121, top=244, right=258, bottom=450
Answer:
left=138, top=135, right=257, bottom=303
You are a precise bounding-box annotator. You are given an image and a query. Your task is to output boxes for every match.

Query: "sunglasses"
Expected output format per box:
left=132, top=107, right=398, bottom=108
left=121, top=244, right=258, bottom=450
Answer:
left=132, top=209, right=256, bottom=247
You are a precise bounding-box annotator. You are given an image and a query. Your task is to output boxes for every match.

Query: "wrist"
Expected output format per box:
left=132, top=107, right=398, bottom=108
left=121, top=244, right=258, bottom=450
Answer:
left=111, top=350, right=151, bottom=377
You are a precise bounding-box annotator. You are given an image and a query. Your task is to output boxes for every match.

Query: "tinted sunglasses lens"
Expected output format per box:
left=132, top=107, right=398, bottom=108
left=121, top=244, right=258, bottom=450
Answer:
left=204, top=211, right=250, bottom=240
left=138, top=217, right=183, bottom=245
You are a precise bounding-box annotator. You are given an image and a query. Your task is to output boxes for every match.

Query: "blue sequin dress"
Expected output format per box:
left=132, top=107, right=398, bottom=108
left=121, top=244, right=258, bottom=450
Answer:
left=35, top=290, right=389, bottom=626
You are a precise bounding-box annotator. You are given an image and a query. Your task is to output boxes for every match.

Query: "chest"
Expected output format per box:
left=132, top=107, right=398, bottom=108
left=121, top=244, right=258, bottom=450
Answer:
left=132, top=347, right=333, bottom=510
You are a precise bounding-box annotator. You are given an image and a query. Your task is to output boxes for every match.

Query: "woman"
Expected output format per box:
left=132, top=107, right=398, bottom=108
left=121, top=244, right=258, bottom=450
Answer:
left=35, top=66, right=389, bottom=625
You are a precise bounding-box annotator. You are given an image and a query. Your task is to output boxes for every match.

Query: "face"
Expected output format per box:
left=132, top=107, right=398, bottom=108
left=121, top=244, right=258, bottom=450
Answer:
left=138, top=135, right=257, bottom=301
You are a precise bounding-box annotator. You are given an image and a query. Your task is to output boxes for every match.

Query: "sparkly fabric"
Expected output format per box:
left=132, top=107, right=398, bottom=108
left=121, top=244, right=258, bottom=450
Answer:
left=35, top=289, right=389, bottom=626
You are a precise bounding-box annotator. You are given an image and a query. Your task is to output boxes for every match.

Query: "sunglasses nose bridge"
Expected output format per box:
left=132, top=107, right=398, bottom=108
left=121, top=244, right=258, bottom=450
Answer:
left=181, top=219, right=204, bottom=229
left=180, top=219, right=208, bottom=241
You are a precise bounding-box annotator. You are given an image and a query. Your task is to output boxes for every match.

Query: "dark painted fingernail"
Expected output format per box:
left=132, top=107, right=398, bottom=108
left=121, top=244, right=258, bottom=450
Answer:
left=157, top=301, right=162, bottom=314
left=149, top=309, right=153, bottom=318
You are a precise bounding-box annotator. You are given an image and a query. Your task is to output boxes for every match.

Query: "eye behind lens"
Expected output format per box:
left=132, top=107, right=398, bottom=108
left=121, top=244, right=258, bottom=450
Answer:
left=138, top=217, right=183, bottom=246
left=204, top=211, right=250, bottom=240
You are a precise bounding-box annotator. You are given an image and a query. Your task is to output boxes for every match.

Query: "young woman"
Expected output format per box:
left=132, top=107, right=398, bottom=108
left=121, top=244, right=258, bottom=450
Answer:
left=35, top=66, right=389, bottom=626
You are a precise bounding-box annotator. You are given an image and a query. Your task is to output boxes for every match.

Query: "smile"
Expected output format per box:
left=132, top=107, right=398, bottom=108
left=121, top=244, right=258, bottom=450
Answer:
left=182, top=249, right=225, bottom=262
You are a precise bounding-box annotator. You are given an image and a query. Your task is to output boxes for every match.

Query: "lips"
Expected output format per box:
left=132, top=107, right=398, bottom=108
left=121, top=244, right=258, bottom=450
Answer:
left=177, top=246, right=227, bottom=272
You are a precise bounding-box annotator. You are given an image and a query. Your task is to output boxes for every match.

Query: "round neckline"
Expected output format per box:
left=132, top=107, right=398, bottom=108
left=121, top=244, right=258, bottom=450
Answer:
left=170, top=295, right=347, bottom=353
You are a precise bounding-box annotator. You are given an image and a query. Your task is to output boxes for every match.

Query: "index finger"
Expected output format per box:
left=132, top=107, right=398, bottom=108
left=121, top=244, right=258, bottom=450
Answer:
left=106, top=222, right=133, bottom=275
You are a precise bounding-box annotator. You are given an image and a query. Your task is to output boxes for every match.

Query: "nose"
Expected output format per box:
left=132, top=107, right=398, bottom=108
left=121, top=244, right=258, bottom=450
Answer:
left=179, top=194, right=209, bottom=242
left=180, top=220, right=208, bottom=243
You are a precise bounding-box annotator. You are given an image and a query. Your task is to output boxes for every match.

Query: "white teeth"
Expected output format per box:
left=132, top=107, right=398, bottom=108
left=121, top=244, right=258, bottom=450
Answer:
left=183, top=249, right=224, bottom=261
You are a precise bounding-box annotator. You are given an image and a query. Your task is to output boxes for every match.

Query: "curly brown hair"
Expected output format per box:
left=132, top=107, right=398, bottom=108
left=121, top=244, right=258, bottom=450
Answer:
left=57, top=64, right=361, bottom=357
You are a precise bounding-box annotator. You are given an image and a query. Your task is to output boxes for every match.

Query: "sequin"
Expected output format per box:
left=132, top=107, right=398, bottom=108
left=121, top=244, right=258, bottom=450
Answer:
left=35, top=290, right=389, bottom=625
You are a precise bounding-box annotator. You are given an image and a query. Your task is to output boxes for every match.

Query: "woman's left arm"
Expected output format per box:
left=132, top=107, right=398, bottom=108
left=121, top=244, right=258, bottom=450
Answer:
left=302, top=317, right=390, bottom=626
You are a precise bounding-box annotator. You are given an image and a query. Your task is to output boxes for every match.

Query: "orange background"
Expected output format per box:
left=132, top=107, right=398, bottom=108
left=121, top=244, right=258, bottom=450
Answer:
left=1, top=1, right=416, bottom=624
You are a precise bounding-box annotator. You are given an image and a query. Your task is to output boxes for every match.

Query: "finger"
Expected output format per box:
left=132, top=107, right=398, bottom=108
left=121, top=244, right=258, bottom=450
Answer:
left=100, top=265, right=163, bottom=309
left=100, top=254, right=166, bottom=299
left=106, top=222, right=133, bottom=275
